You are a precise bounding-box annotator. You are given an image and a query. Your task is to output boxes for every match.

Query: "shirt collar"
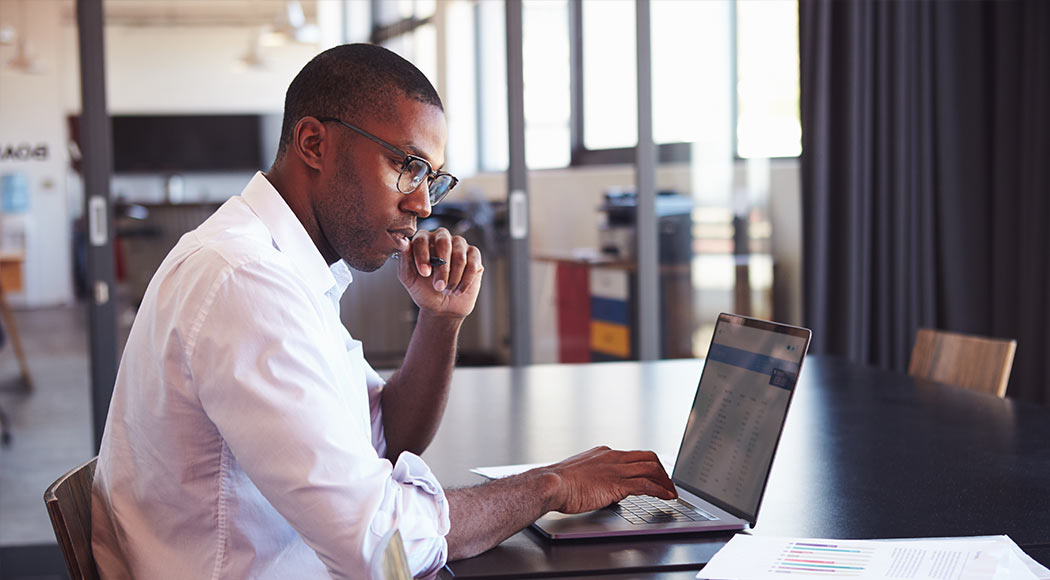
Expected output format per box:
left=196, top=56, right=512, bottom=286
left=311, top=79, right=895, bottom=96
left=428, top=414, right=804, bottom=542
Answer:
left=240, top=171, right=353, bottom=296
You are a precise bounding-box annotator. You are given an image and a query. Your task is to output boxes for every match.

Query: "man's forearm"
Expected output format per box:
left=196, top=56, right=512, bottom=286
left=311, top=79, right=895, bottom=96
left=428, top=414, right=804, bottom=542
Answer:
left=445, top=470, right=561, bottom=560
left=443, top=447, right=678, bottom=560
left=381, top=310, right=462, bottom=459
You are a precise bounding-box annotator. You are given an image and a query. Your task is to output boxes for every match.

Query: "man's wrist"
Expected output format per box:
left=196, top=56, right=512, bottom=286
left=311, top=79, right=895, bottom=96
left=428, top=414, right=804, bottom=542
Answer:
left=416, top=308, right=467, bottom=330
left=532, top=469, right=564, bottom=514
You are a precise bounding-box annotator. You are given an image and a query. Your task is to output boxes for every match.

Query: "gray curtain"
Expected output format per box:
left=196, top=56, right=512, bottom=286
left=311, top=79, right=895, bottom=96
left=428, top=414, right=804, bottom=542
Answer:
left=799, top=0, right=1050, bottom=403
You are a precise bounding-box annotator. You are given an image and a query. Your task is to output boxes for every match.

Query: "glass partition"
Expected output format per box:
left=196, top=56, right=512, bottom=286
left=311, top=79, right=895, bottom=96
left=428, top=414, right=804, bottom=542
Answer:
left=647, top=0, right=800, bottom=358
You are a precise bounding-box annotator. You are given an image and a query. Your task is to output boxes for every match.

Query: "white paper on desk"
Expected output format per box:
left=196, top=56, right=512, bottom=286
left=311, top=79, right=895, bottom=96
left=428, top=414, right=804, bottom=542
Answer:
left=470, top=463, right=550, bottom=479
left=696, top=535, right=1048, bottom=580
left=471, top=454, right=677, bottom=480
left=887, top=536, right=1050, bottom=580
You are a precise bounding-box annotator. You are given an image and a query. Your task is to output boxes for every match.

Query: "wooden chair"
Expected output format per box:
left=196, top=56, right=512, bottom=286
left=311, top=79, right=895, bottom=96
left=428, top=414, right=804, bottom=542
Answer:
left=0, top=253, right=31, bottom=446
left=43, top=456, right=100, bottom=580
left=0, top=251, right=33, bottom=391
left=371, top=527, right=412, bottom=580
left=908, top=328, right=1017, bottom=398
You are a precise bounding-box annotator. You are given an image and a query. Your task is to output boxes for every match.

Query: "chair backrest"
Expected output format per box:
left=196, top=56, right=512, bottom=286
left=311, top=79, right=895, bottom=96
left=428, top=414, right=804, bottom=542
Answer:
left=371, top=528, right=412, bottom=580
left=43, top=456, right=99, bottom=580
left=908, top=328, right=1017, bottom=398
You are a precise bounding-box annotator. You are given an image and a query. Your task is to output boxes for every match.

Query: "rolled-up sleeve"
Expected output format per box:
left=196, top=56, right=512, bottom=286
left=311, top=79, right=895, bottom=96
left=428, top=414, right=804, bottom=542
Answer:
left=371, top=452, right=450, bottom=576
left=192, top=258, right=449, bottom=577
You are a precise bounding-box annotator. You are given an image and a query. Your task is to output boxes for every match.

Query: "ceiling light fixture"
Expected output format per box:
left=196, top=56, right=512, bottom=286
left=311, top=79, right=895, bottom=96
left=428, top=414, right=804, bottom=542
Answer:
left=261, top=0, right=319, bottom=47
left=0, top=24, right=15, bottom=46
left=7, top=37, right=43, bottom=74
left=5, top=0, right=43, bottom=74
left=233, top=29, right=270, bottom=73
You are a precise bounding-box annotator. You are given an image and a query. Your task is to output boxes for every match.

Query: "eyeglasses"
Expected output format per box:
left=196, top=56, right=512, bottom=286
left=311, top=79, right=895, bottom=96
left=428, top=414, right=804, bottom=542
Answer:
left=316, top=116, right=458, bottom=206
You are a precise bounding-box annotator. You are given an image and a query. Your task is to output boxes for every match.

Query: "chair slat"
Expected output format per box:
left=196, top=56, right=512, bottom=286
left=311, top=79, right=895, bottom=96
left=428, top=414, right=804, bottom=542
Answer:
left=908, top=328, right=1017, bottom=398
left=44, top=456, right=99, bottom=580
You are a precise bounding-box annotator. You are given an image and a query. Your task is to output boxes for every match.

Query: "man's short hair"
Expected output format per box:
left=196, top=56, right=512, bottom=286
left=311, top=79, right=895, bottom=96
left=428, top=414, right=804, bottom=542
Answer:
left=276, top=43, right=443, bottom=160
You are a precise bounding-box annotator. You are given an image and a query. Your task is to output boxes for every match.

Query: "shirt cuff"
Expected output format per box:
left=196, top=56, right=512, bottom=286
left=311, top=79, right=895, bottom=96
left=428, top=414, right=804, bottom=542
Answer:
left=373, top=451, right=450, bottom=576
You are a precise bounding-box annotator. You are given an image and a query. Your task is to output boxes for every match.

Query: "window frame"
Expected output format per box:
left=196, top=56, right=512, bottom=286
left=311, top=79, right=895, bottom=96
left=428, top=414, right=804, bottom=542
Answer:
left=568, top=0, right=696, bottom=166
left=369, top=0, right=434, bottom=45
left=370, top=0, right=799, bottom=173
left=568, top=0, right=797, bottom=167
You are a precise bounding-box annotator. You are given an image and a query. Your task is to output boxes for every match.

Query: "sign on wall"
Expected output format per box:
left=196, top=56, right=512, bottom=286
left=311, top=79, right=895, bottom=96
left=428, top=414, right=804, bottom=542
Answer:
left=0, top=143, right=49, bottom=162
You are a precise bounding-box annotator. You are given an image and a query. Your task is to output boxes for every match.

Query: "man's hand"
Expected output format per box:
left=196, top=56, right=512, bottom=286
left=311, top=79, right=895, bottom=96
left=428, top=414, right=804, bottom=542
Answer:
left=397, top=227, right=483, bottom=319
left=536, top=446, right=677, bottom=514
left=446, top=446, right=676, bottom=560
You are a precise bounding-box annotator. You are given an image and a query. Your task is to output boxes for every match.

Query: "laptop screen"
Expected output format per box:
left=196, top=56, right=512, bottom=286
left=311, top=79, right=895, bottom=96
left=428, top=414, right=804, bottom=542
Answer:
left=671, top=313, right=811, bottom=524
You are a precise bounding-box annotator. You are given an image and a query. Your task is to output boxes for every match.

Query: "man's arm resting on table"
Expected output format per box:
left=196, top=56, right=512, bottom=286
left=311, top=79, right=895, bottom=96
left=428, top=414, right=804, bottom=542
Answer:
left=445, top=446, right=678, bottom=561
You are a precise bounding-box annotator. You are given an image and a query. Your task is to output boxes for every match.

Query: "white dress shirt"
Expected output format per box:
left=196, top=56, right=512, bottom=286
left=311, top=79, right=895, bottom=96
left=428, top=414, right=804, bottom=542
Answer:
left=92, top=172, right=449, bottom=579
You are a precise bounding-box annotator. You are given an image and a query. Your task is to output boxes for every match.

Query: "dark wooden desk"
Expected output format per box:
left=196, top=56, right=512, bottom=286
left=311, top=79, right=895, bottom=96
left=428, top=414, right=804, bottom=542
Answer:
left=426, top=356, right=1050, bottom=578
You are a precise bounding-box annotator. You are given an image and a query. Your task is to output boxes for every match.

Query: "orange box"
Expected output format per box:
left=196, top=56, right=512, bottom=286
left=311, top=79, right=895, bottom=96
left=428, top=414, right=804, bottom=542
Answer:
left=0, top=253, right=25, bottom=292
left=590, top=320, right=631, bottom=359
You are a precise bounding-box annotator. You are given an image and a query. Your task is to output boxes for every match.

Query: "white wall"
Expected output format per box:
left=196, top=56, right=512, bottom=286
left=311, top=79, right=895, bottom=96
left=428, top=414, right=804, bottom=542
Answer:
left=63, top=25, right=321, bottom=115
left=0, top=0, right=74, bottom=307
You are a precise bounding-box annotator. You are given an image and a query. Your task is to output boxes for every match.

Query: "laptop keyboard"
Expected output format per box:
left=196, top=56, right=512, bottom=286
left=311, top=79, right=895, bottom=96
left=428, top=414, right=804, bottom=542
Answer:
left=611, top=495, right=718, bottom=524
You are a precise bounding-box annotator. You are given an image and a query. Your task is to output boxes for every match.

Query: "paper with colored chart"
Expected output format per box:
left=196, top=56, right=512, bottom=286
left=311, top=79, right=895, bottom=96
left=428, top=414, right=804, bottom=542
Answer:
left=697, top=534, right=1049, bottom=580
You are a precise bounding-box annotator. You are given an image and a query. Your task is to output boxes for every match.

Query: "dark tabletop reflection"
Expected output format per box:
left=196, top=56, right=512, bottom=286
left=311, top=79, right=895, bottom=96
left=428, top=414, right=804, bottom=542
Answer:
left=428, top=356, right=1050, bottom=578
left=754, top=358, right=1048, bottom=542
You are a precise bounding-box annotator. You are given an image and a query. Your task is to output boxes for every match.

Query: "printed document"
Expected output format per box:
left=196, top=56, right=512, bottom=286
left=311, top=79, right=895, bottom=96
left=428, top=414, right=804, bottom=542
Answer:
left=697, top=535, right=1049, bottom=580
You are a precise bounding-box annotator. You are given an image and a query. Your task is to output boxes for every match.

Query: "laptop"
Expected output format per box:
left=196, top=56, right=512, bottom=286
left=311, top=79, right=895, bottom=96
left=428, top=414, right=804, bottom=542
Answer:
left=532, top=313, right=812, bottom=539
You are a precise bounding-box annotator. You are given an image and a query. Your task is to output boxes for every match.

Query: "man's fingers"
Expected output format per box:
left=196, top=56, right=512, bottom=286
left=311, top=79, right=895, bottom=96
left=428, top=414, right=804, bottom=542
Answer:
left=444, top=237, right=469, bottom=292
left=454, top=246, right=484, bottom=296
left=609, top=456, right=676, bottom=498
left=616, top=459, right=670, bottom=480
left=548, top=446, right=678, bottom=512
left=409, top=228, right=453, bottom=280
left=628, top=477, right=678, bottom=500
left=404, top=227, right=485, bottom=314
left=410, top=231, right=433, bottom=276
left=432, top=229, right=453, bottom=287
left=617, top=450, right=662, bottom=464
left=429, top=229, right=453, bottom=291
left=577, top=448, right=662, bottom=469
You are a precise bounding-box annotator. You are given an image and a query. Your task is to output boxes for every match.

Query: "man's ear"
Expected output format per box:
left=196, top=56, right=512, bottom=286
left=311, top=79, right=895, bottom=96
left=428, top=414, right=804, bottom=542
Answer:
left=292, top=117, right=327, bottom=172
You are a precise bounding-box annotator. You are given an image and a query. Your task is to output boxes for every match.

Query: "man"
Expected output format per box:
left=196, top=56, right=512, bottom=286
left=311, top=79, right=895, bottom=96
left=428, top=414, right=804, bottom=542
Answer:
left=92, top=43, right=675, bottom=578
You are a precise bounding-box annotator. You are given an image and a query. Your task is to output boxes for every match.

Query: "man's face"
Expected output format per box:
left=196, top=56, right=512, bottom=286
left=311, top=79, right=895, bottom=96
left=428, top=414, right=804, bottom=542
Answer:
left=313, top=95, right=447, bottom=272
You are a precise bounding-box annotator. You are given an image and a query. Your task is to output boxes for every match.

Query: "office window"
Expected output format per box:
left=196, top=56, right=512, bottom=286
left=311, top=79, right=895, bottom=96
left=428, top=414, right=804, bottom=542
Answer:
left=424, top=0, right=572, bottom=175
left=444, top=1, right=479, bottom=174
left=373, top=0, right=435, bottom=28
left=523, top=0, right=571, bottom=169
left=477, top=0, right=509, bottom=172
left=736, top=0, right=801, bottom=158
left=576, top=0, right=799, bottom=160
left=651, top=0, right=731, bottom=146
left=384, top=0, right=545, bottom=176
left=370, top=0, right=438, bottom=90
left=471, top=0, right=570, bottom=173
left=379, top=23, right=438, bottom=90
left=581, top=0, right=637, bottom=150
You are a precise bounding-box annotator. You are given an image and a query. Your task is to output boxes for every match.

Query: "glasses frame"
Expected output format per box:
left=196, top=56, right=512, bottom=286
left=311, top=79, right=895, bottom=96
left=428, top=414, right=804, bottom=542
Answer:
left=315, top=116, right=458, bottom=205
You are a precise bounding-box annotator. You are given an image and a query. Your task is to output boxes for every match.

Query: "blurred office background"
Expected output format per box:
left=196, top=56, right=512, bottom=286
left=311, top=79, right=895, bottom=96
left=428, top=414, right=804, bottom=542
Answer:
left=0, top=0, right=1046, bottom=578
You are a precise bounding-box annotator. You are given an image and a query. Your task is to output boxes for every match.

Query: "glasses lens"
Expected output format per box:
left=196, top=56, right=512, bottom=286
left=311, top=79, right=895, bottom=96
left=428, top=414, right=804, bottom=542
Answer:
left=429, top=175, right=457, bottom=205
left=398, top=158, right=430, bottom=194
